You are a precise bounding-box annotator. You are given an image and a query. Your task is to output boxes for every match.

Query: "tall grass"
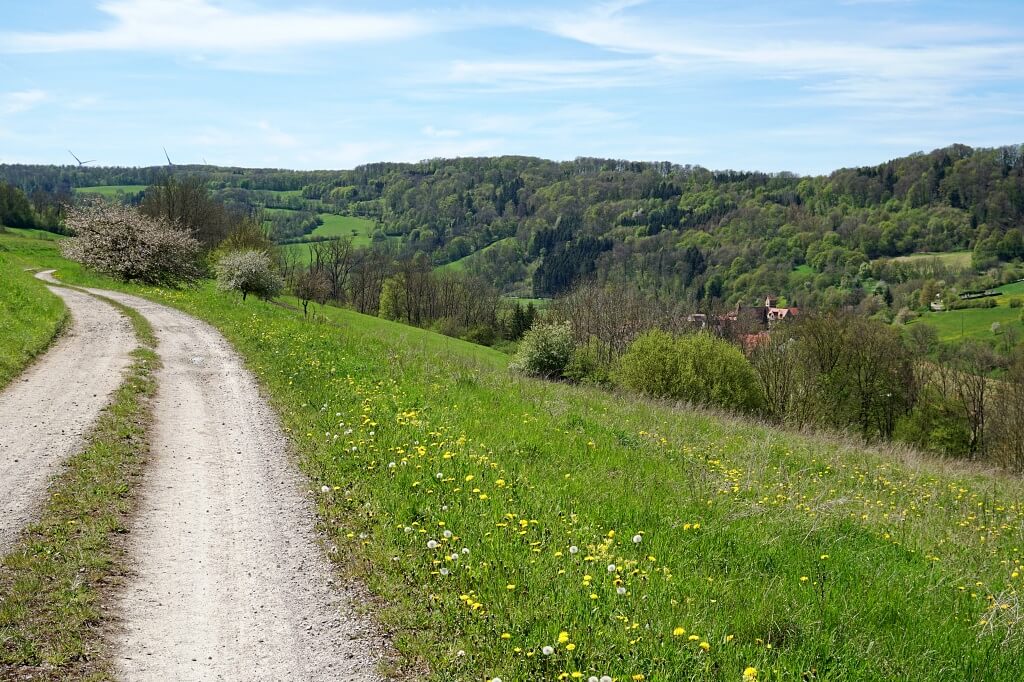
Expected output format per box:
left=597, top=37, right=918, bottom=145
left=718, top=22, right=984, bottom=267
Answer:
left=0, top=247, right=65, bottom=389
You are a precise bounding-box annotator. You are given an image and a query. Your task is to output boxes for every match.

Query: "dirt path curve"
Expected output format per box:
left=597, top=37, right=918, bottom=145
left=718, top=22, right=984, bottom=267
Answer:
left=0, top=271, right=135, bottom=553
left=83, top=288, right=383, bottom=682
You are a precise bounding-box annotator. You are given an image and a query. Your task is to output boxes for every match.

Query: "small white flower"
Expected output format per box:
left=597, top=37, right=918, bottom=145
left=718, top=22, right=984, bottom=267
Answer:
left=441, top=505, right=449, bottom=511
left=388, top=462, right=396, bottom=469
left=320, top=485, right=330, bottom=494
left=404, top=526, right=412, bottom=533
left=607, top=563, right=616, bottom=573
left=369, top=430, right=375, bottom=436
left=427, top=540, right=438, bottom=549
left=542, top=646, right=554, bottom=656
left=439, top=567, right=450, bottom=576
left=451, top=553, right=459, bottom=561
left=601, top=677, right=613, bottom=682
left=344, top=428, right=353, bottom=435
left=617, top=586, right=627, bottom=595
left=462, top=547, right=470, bottom=555
left=632, top=534, right=642, bottom=544
left=589, top=677, right=600, bottom=682
left=443, top=529, right=453, bottom=539
left=456, top=649, right=465, bottom=657
left=492, top=678, right=502, bottom=682
left=569, top=545, right=579, bottom=554
left=358, top=532, right=368, bottom=539
left=436, top=472, right=444, bottom=479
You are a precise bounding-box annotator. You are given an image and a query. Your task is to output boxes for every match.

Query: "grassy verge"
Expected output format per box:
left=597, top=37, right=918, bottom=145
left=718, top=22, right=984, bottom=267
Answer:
left=0, top=287, right=157, bottom=680
left=0, top=249, right=66, bottom=390
left=6, top=233, right=1024, bottom=680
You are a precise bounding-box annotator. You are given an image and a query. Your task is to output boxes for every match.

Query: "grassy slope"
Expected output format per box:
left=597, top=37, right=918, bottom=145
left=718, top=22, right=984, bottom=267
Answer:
left=310, top=214, right=377, bottom=244
left=6, top=234, right=1024, bottom=680
left=73, top=185, right=148, bottom=198
left=436, top=237, right=517, bottom=273
left=910, top=280, right=1024, bottom=342
left=0, top=237, right=66, bottom=389
left=890, top=250, right=973, bottom=269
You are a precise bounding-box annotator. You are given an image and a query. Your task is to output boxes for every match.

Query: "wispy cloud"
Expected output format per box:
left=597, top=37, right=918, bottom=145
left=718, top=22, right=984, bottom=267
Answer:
left=1, top=0, right=436, bottom=54
left=0, top=89, right=47, bottom=115
left=447, top=58, right=658, bottom=92
left=533, top=2, right=1024, bottom=110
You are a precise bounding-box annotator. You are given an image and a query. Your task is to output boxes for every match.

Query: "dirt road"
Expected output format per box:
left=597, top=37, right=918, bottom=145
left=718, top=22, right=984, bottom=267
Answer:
left=0, top=273, right=135, bottom=552
left=86, top=289, right=383, bottom=681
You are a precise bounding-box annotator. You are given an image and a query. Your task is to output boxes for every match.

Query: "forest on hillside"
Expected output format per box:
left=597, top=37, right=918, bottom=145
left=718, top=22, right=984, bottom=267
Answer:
left=3, top=143, right=1023, bottom=313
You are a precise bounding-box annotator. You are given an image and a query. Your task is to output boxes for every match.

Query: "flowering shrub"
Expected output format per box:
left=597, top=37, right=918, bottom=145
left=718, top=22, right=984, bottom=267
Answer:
left=61, top=201, right=201, bottom=286
left=214, top=250, right=284, bottom=301
left=509, top=321, right=574, bottom=378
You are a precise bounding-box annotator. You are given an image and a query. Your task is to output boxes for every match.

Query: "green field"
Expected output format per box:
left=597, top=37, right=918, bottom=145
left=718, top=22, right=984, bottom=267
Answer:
left=279, top=214, right=382, bottom=260
left=310, top=214, right=377, bottom=243
left=889, top=251, right=973, bottom=269
left=437, top=237, right=518, bottom=273
left=74, top=185, right=148, bottom=197
left=1, top=226, right=62, bottom=240
left=910, top=280, right=1024, bottom=342
left=6, top=232, right=1024, bottom=680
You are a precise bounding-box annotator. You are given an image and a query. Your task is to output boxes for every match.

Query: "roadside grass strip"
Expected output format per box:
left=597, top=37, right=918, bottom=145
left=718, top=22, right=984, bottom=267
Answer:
left=0, top=251, right=66, bottom=391
left=0, top=299, right=157, bottom=680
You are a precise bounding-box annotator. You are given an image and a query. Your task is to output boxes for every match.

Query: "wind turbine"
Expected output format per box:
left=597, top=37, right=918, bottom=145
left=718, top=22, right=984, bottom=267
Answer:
left=163, top=146, right=174, bottom=167
left=68, top=149, right=95, bottom=167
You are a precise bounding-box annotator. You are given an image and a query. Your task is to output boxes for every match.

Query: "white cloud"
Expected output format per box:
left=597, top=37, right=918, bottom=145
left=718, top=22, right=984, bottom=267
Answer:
left=256, top=120, right=298, bottom=148
left=0, top=89, right=48, bottom=115
left=533, top=2, right=1024, bottom=111
left=422, top=125, right=461, bottom=139
left=447, top=58, right=658, bottom=92
left=2, top=0, right=435, bottom=54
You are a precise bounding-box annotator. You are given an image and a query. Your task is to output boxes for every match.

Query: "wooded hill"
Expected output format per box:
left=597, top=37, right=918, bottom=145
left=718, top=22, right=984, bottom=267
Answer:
left=3, top=143, right=1023, bottom=307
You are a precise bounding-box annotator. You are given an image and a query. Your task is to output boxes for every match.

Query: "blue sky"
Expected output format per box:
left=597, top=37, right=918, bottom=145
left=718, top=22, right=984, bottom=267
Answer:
left=1, top=0, right=1022, bottom=174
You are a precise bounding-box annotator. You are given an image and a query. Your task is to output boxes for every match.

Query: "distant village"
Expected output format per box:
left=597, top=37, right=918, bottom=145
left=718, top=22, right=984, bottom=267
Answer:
left=687, top=296, right=799, bottom=352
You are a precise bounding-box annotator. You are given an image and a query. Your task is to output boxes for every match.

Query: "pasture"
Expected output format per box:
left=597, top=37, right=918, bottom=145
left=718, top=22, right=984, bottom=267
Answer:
left=889, top=250, right=973, bottom=269
left=910, top=280, right=1024, bottom=342
left=74, top=185, right=148, bottom=198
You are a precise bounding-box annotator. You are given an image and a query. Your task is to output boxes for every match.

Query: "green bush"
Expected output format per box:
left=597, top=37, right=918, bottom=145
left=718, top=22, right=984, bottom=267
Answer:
left=564, top=336, right=612, bottom=385
left=509, top=321, right=574, bottom=378
left=615, top=330, right=763, bottom=412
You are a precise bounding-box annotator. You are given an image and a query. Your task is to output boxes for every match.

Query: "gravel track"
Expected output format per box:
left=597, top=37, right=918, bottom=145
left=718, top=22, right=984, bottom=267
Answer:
left=0, top=272, right=135, bottom=553
left=84, top=289, right=384, bottom=682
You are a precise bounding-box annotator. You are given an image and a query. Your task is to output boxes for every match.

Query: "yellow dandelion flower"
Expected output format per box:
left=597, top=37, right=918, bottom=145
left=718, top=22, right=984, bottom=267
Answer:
left=672, top=627, right=686, bottom=637
left=699, top=641, right=710, bottom=652
left=743, top=667, right=758, bottom=681
left=558, top=631, right=570, bottom=644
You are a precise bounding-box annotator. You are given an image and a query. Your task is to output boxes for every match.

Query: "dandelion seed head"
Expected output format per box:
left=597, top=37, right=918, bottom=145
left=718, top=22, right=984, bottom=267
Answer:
left=542, top=646, right=554, bottom=656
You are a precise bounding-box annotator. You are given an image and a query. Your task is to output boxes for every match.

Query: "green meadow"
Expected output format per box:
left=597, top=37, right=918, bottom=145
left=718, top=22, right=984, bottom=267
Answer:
left=890, top=250, right=973, bottom=269
left=0, top=233, right=66, bottom=389
left=73, top=185, right=148, bottom=198
left=4, top=231, right=1024, bottom=680
left=911, top=280, right=1024, bottom=342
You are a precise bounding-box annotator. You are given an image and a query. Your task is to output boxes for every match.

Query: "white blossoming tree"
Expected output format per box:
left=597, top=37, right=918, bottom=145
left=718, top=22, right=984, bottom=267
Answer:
left=215, top=250, right=284, bottom=301
left=61, top=200, right=201, bottom=286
